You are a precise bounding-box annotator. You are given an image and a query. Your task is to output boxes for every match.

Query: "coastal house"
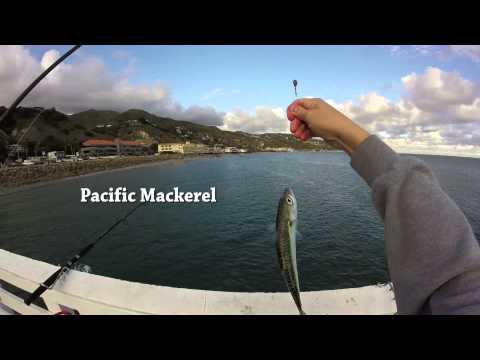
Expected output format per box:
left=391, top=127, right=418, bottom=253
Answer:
left=205, top=145, right=225, bottom=154
left=183, top=142, right=210, bottom=154
left=157, top=142, right=212, bottom=155
left=81, top=139, right=147, bottom=157
left=158, top=143, right=185, bottom=154
left=264, top=147, right=294, bottom=152
left=224, top=147, right=240, bottom=153
left=7, top=144, right=26, bottom=159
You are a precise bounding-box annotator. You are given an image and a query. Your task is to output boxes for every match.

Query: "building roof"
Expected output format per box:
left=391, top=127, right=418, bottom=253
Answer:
left=82, top=139, right=143, bottom=147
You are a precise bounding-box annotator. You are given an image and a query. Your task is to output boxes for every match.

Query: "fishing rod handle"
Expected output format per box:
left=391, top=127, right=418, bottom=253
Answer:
left=24, top=284, right=49, bottom=306
left=24, top=268, right=62, bottom=306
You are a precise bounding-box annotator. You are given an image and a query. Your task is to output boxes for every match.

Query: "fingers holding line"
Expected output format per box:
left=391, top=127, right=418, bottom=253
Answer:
left=287, top=102, right=299, bottom=122
left=293, top=123, right=312, bottom=141
left=287, top=99, right=305, bottom=122
left=287, top=99, right=315, bottom=141
left=289, top=108, right=311, bottom=141
left=295, top=123, right=306, bottom=136
left=300, top=129, right=312, bottom=141
left=290, top=117, right=307, bottom=137
left=290, top=118, right=302, bottom=132
left=287, top=98, right=320, bottom=121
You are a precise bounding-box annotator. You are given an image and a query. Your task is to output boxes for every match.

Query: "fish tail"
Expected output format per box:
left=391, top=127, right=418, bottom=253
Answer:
left=293, top=297, right=306, bottom=315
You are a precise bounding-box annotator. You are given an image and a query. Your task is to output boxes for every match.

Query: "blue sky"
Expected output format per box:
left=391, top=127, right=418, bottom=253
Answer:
left=26, top=45, right=480, bottom=112
left=2, top=45, right=479, bottom=156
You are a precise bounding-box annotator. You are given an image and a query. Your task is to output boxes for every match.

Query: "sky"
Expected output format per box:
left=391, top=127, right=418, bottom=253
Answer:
left=1, top=45, right=480, bottom=157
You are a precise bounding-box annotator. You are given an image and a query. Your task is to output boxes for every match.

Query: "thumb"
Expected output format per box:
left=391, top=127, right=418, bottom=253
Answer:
left=291, top=105, right=310, bottom=123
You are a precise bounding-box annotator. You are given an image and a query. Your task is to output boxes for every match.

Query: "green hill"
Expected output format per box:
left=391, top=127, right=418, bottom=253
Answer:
left=68, top=109, right=119, bottom=129
left=0, top=106, right=335, bottom=159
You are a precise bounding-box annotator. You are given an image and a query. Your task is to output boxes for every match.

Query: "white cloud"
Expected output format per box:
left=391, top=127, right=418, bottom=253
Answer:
left=448, top=45, right=480, bottom=63
left=390, top=45, right=401, bottom=54
left=0, top=46, right=41, bottom=97
left=0, top=45, right=224, bottom=126
left=388, top=45, right=442, bottom=58
left=412, top=45, right=437, bottom=56
left=331, top=67, right=480, bottom=156
left=182, top=105, right=225, bottom=126
left=401, top=67, right=478, bottom=113
left=388, top=45, right=480, bottom=64
left=455, top=98, right=480, bottom=121
left=221, top=106, right=288, bottom=134
left=40, top=49, right=60, bottom=69
left=1, top=46, right=479, bottom=156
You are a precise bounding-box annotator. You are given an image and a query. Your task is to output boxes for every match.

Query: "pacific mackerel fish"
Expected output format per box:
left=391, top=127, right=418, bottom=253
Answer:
left=276, top=187, right=306, bottom=315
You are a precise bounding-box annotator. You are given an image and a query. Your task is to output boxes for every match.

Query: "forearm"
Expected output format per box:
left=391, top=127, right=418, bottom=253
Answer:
left=351, top=135, right=480, bottom=314
left=325, top=114, right=370, bottom=156
left=337, top=121, right=370, bottom=156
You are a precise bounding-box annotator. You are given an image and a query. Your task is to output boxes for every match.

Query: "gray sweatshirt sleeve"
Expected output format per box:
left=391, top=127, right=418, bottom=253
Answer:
left=350, top=135, right=480, bottom=314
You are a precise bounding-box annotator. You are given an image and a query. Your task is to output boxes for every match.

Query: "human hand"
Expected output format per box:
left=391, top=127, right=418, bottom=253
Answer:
left=286, top=98, right=370, bottom=155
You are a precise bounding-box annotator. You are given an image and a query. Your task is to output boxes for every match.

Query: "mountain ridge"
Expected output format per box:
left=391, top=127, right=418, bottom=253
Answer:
left=0, top=106, right=335, bottom=158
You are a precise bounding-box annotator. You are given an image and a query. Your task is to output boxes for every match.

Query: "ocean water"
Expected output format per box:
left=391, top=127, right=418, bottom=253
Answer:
left=1, top=152, right=479, bottom=292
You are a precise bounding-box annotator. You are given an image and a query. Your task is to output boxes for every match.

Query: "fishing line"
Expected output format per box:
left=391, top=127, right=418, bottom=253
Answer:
left=15, top=109, right=47, bottom=146
left=24, top=200, right=146, bottom=305
left=290, top=78, right=352, bottom=154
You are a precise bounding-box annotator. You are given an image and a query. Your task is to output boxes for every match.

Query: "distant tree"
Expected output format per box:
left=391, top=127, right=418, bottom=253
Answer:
left=149, top=143, right=158, bottom=153
left=26, top=141, right=36, bottom=156
left=42, top=135, right=64, bottom=151
left=0, top=129, right=8, bottom=163
left=0, top=114, right=17, bottom=134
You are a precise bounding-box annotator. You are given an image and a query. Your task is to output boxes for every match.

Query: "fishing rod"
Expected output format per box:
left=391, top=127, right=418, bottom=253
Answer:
left=0, top=44, right=147, bottom=306
left=0, top=45, right=81, bottom=126
left=25, top=201, right=145, bottom=306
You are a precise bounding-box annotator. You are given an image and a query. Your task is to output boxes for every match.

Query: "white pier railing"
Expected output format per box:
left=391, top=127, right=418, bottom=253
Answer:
left=0, top=249, right=397, bottom=315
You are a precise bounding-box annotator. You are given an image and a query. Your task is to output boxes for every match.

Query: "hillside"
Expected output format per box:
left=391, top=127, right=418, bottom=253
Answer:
left=0, top=106, right=335, bottom=159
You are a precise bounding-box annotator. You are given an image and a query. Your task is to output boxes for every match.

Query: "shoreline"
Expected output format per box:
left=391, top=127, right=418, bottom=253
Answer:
left=0, top=153, right=220, bottom=195
left=0, top=150, right=337, bottom=195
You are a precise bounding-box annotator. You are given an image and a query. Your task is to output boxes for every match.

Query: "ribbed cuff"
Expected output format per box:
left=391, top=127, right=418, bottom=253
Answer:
left=350, top=135, right=399, bottom=187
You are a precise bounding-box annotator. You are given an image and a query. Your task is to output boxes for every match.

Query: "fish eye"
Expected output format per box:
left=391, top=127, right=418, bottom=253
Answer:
left=286, top=197, right=293, bottom=205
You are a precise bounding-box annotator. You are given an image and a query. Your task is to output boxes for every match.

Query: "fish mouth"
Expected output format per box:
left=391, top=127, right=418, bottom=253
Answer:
left=284, top=187, right=294, bottom=197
